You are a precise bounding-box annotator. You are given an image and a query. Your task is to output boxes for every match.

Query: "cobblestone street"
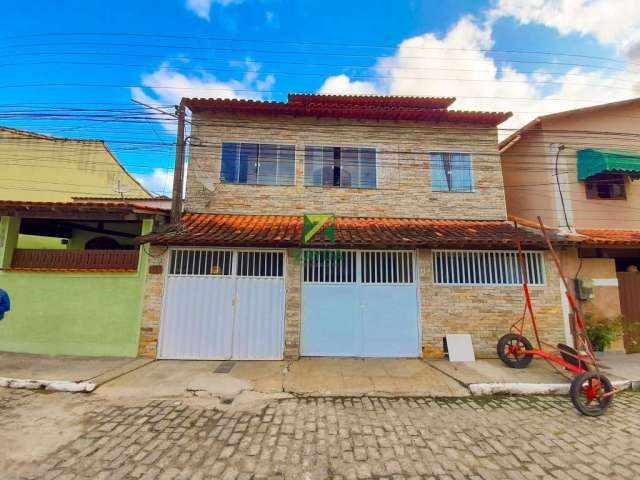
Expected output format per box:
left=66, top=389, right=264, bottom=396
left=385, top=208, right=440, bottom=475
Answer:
left=2, top=391, right=638, bottom=480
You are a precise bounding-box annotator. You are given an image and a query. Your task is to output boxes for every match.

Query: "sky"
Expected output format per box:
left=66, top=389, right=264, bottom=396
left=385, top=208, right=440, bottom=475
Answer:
left=2, top=0, right=640, bottom=196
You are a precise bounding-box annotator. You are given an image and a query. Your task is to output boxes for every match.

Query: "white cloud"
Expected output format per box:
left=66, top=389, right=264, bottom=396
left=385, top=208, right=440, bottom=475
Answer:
left=318, top=74, right=379, bottom=95
left=134, top=168, right=174, bottom=196
left=131, top=59, right=275, bottom=132
left=185, top=0, right=244, bottom=21
left=491, top=0, right=640, bottom=55
left=318, top=15, right=640, bottom=135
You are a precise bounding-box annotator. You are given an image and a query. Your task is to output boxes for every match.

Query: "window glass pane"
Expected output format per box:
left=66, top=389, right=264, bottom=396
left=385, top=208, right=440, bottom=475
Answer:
left=238, top=143, right=258, bottom=184
left=257, top=143, right=278, bottom=185
left=222, top=142, right=294, bottom=186
left=340, top=147, right=358, bottom=188
left=360, top=148, right=377, bottom=188
left=304, top=146, right=325, bottom=186
left=277, top=145, right=295, bottom=186
left=221, top=143, right=239, bottom=183
left=450, top=153, right=473, bottom=192
left=431, top=153, right=448, bottom=191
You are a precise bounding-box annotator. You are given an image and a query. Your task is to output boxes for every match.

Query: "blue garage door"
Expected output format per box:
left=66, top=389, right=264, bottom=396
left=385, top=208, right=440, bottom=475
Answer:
left=301, top=250, right=420, bottom=357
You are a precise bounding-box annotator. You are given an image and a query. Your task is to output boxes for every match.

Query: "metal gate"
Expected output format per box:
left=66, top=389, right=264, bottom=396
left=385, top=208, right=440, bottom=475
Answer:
left=159, top=249, right=286, bottom=360
left=617, top=272, right=640, bottom=353
left=301, top=250, right=420, bottom=357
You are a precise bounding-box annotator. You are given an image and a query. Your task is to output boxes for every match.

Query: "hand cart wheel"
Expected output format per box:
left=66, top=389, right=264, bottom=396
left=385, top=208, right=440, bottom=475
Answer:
left=570, top=372, right=613, bottom=417
left=497, top=333, right=534, bottom=369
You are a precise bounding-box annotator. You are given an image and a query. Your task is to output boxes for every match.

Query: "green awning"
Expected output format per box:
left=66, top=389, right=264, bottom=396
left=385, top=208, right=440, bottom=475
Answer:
left=577, top=148, right=640, bottom=180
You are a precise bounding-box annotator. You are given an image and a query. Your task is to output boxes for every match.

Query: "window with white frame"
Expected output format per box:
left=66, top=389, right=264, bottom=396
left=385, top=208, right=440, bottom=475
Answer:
left=432, top=250, right=545, bottom=286
left=304, top=146, right=377, bottom=189
left=430, top=152, right=473, bottom=192
left=220, top=142, right=295, bottom=186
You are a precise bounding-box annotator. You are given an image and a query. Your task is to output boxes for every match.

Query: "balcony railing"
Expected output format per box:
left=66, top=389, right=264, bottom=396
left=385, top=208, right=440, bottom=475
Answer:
left=10, top=249, right=139, bottom=271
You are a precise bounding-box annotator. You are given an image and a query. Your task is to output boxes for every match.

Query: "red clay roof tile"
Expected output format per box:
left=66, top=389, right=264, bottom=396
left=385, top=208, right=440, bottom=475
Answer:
left=140, top=214, right=553, bottom=248
left=0, top=200, right=169, bottom=215
left=576, top=229, right=640, bottom=246
left=183, top=95, right=512, bottom=126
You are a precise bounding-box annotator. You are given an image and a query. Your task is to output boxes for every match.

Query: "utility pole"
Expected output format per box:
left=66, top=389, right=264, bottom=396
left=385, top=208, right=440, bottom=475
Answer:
left=171, top=101, right=186, bottom=224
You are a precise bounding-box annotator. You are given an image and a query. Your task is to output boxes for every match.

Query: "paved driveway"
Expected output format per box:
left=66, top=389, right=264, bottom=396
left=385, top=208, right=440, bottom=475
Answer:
left=2, top=389, right=639, bottom=480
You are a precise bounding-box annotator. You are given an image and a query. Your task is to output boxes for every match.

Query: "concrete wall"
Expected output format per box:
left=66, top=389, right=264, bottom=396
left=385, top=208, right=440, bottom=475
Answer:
left=0, top=128, right=150, bottom=202
left=185, top=113, right=508, bottom=220
left=0, top=216, right=153, bottom=357
left=561, top=248, right=624, bottom=351
left=501, top=128, right=557, bottom=226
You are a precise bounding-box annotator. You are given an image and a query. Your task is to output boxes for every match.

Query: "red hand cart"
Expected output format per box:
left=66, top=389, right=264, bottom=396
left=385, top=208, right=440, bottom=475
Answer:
left=497, top=217, right=618, bottom=416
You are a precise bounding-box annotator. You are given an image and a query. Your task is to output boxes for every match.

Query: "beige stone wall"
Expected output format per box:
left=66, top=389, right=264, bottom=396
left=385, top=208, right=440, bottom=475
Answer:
left=284, top=249, right=301, bottom=359
left=137, top=246, right=167, bottom=358
left=139, top=246, right=566, bottom=359
left=185, top=113, right=507, bottom=220
left=418, top=249, right=565, bottom=358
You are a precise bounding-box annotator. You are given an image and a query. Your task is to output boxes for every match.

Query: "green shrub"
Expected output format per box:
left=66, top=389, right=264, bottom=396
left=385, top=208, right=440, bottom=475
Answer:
left=584, top=314, right=623, bottom=351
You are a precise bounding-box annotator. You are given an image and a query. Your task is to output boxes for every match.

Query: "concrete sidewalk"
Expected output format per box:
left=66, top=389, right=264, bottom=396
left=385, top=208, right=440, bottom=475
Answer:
left=427, top=355, right=637, bottom=395
left=97, top=358, right=468, bottom=403
left=0, top=352, right=152, bottom=392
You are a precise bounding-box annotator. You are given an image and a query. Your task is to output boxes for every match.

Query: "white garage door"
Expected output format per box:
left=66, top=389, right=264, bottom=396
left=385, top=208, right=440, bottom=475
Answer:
left=159, top=249, right=285, bottom=360
left=301, top=250, right=420, bottom=357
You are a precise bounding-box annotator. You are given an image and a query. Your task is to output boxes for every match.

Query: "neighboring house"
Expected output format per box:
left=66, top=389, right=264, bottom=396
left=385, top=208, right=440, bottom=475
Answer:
left=0, top=127, right=168, bottom=357
left=0, top=126, right=150, bottom=201
left=501, top=98, right=640, bottom=353
left=0, top=126, right=153, bottom=249
left=138, top=93, right=569, bottom=361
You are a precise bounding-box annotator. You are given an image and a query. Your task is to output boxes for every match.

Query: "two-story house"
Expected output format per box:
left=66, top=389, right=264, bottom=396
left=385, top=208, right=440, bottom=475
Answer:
left=138, top=94, right=567, bottom=361
left=501, top=98, right=640, bottom=353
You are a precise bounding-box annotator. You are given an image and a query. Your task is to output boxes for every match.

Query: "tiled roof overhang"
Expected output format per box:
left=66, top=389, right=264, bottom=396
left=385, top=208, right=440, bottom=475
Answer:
left=183, top=97, right=512, bottom=127
left=0, top=200, right=169, bottom=220
left=139, top=214, right=562, bottom=249
left=576, top=229, right=640, bottom=247
left=287, top=93, right=456, bottom=109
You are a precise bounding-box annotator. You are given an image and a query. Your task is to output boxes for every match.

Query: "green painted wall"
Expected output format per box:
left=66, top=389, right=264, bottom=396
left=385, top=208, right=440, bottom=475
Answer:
left=0, top=217, right=152, bottom=357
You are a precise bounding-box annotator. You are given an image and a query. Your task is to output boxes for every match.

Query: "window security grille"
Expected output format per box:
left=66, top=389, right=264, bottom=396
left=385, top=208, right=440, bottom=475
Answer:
left=303, top=250, right=414, bottom=284
left=303, top=250, right=357, bottom=283
left=433, top=250, right=545, bottom=286
left=170, top=250, right=233, bottom=276
left=236, top=251, right=284, bottom=277
left=361, top=251, right=414, bottom=284
left=169, top=250, right=284, bottom=277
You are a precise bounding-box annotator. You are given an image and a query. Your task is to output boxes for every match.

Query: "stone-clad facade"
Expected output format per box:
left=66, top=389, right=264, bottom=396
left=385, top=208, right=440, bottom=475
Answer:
left=138, top=98, right=566, bottom=359
left=185, top=113, right=507, bottom=219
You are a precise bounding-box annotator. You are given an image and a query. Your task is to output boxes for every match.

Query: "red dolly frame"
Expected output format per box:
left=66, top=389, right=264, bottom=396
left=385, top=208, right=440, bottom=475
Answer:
left=497, top=217, right=617, bottom=416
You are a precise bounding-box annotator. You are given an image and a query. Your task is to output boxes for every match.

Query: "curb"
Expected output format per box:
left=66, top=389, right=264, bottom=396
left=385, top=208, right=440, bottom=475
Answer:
left=0, top=376, right=95, bottom=393
left=469, top=380, right=631, bottom=396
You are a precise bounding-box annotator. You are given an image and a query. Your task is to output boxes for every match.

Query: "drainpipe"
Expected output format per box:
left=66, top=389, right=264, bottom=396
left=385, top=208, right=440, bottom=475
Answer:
left=170, top=100, right=187, bottom=225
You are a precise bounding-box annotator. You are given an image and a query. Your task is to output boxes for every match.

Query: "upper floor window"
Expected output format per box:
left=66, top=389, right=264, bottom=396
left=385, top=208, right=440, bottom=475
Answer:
left=304, top=146, right=377, bottom=189
left=430, top=152, right=473, bottom=192
left=220, top=142, right=295, bottom=186
left=585, top=174, right=626, bottom=200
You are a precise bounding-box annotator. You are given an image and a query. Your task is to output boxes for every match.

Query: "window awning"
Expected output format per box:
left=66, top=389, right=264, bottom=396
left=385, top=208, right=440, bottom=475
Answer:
left=577, top=148, right=640, bottom=180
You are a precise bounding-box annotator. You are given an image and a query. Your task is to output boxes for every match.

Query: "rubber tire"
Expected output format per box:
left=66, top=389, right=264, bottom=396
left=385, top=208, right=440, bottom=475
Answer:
left=497, top=334, right=534, bottom=369
left=570, top=372, right=613, bottom=417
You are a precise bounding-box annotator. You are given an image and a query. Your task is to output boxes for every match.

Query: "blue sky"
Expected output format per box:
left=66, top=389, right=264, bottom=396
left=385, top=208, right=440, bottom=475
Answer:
left=1, top=1, right=638, bottom=195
